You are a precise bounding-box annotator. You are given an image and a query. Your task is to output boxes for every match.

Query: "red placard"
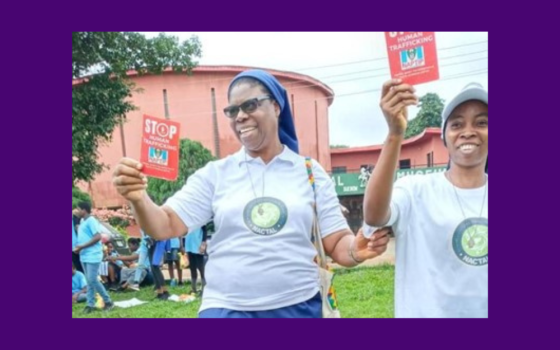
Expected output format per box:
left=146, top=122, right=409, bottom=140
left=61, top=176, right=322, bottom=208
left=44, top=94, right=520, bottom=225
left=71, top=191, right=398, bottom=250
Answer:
left=385, top=32, right=439, bottom=85
left=139, top=115, right=181, bottom=181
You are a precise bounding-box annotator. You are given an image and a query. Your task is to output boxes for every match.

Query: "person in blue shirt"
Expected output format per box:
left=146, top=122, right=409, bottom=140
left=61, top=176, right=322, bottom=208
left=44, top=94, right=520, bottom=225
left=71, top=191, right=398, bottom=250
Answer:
left=108, top=238, right=151, bottom=290
left=72, top=214, right=84, bottom=274
left=184, top=225, right=208, bottom=295
left=166, top=237, right=182, bottom=286
left=105, top=241, right=125, bottom=290
left=73, top=201, right=114, bottom=313
left=129, top=230, right=151, bottom=291
left=149, top=238, right=169, bottom=300
left=72, top=263, right=87, bottom=303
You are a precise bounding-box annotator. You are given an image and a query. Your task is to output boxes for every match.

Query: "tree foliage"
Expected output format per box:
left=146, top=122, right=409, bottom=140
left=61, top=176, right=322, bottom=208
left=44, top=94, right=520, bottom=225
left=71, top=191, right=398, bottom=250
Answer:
left=72, top=186, right=91, bottom=209
left=72, top=32, right=202, bottom=184
left=405, top=93, right=445, bottom=139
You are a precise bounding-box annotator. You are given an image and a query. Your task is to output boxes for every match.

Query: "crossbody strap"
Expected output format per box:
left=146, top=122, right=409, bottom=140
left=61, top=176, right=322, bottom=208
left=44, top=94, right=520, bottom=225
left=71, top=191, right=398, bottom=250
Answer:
left=305, top=157, right=327, bottom=269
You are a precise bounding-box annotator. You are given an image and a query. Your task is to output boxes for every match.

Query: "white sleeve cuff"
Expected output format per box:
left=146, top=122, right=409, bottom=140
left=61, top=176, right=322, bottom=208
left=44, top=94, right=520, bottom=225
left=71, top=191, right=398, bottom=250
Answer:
left=362, top=202, right=399, bottom=238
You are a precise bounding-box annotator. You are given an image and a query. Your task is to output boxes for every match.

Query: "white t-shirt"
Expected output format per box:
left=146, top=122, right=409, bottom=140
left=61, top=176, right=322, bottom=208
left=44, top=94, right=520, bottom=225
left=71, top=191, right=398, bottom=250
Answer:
left=165, top=146, right=348, bottom=312
left=365, top=172, right=488, bottom=318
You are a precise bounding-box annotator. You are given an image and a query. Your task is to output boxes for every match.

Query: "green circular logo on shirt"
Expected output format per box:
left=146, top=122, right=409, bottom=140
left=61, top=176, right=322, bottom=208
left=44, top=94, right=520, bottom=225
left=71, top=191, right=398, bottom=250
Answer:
left=452, top=217, right=488, bottom=266
left=243, top=197, right=288, bottom=236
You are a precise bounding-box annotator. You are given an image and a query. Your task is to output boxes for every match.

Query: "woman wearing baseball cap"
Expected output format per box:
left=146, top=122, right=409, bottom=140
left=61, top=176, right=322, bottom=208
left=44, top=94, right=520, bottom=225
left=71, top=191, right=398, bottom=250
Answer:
left=363, top=79, right=488, bottom=318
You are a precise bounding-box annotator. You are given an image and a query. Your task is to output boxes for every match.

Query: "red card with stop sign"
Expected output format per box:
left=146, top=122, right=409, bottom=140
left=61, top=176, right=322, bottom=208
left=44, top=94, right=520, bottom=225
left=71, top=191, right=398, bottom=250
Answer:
left=385, top=32, right=439, bottom=85
left=140, top=115, right=181, bottom=181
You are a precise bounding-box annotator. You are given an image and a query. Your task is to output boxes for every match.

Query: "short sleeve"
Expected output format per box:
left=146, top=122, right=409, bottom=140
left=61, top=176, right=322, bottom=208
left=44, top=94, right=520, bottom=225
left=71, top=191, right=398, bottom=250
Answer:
left=312, top=160, right=349, bottom=238
left=362, top=175, right=414, bottom=237
left=164, top=163, right=215, bottom=231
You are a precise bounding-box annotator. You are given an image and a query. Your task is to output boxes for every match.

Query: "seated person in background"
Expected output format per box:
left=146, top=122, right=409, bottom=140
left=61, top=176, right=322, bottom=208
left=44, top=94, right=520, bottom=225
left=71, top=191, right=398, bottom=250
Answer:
left=72, top=263, right=88, bottom=304
left=98, top=243, right=109, bottom=285
left=106, top=242, right=126, bottom=290
left=108, top=238, right=150, bottom=291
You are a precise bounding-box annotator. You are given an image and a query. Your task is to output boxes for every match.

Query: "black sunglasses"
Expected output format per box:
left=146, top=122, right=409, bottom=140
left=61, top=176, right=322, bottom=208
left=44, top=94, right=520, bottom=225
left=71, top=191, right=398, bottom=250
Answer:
left=223, top=95, right=272, bottom=119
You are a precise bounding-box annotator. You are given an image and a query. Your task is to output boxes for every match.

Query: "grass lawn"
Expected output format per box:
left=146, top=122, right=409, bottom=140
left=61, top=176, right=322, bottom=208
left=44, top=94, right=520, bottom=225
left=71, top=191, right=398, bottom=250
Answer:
left=72, top=264, right=394, bottom=318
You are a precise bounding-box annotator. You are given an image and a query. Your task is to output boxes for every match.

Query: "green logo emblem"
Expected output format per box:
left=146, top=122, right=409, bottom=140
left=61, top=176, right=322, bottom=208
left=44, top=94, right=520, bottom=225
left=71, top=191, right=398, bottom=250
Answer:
left=452, top=217, right=488, bottom=266
left=243, top=197, right=288, bottom=236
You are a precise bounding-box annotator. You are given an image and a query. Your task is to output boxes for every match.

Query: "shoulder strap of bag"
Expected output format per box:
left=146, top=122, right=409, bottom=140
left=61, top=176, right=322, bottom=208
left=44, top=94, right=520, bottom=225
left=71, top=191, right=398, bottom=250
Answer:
left=305, top=157, right=327, bottom=269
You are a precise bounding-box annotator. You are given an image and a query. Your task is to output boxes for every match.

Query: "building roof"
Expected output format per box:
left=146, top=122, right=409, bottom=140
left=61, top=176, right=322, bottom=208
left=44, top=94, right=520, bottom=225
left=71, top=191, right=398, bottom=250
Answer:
left=330, top=128, right=442, bottom=155
left=72, top=65, right=335, bottom=105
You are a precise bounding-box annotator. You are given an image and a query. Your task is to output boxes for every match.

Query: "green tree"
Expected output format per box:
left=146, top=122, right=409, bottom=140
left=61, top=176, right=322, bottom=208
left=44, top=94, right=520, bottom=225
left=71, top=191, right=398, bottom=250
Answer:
left=330, top=145, right=350, bottom=149
left=147, top=139, right=216, bottom=205
left=72, top=186, right=91, bottom=209
left=405, top=93, right=445, bottom=139
left=72, top=32, right=202, bottom=185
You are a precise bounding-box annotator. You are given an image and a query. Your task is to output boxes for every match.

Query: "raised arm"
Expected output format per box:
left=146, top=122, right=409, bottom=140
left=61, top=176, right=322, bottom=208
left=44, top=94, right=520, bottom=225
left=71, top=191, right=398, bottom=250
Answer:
left=363, top=79, right=417, bottom=227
